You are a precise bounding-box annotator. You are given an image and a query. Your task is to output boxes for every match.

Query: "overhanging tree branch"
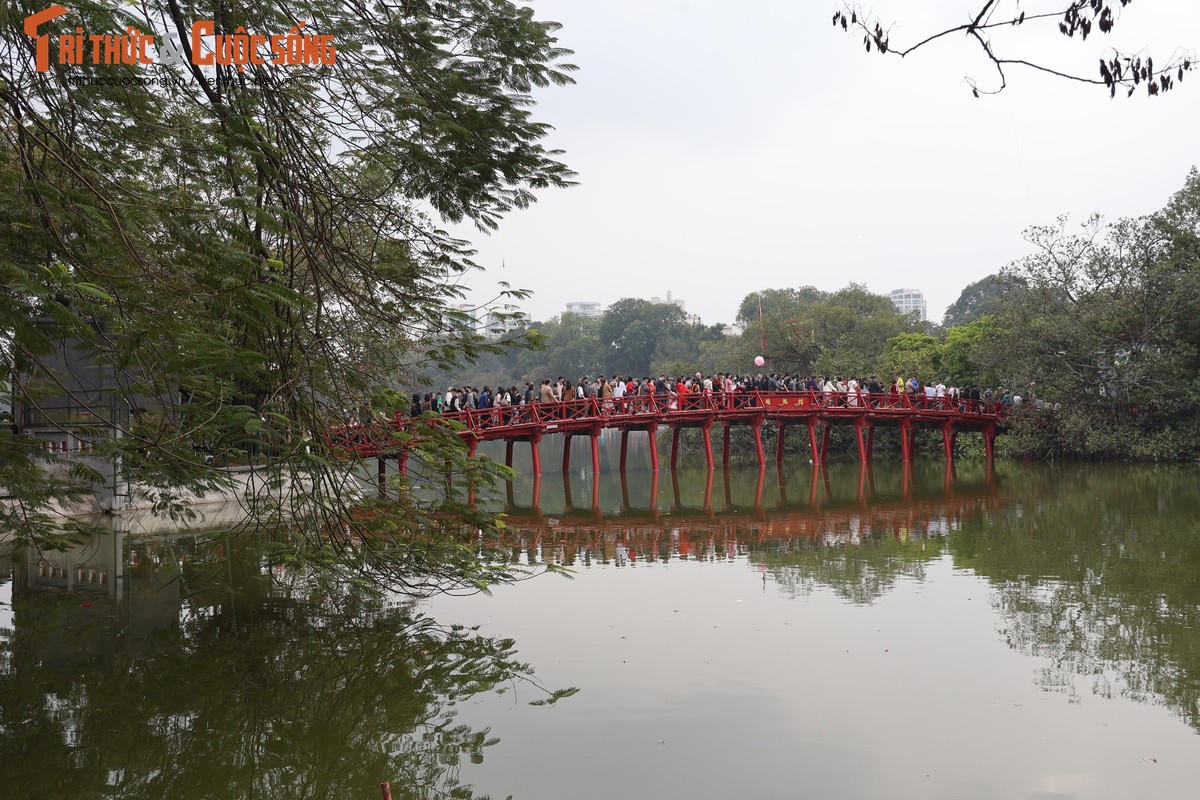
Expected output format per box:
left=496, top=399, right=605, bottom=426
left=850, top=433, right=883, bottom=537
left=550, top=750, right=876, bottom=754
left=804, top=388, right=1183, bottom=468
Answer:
left=833, top=1, right=1195, bottom=98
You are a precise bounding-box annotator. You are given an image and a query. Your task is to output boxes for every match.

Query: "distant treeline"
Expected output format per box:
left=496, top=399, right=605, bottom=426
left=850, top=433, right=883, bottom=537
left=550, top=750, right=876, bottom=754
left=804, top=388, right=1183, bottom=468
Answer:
left=429, top=169, right=1200, bottom=461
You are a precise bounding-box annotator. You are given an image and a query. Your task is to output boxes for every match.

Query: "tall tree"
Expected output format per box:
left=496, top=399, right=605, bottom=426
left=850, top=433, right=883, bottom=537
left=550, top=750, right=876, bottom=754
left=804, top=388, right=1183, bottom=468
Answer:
left=1, top=0, right=576, bottom=580
left=942, top=273, right=1020, bottom=328
left=974, top=170, right=1200, bottom=458
left=598, top=298, right=688, bottom=377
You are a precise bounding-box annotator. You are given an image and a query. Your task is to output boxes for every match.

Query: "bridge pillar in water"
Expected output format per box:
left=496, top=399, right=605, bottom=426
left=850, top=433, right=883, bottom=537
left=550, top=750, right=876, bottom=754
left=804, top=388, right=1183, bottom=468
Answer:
left=670, top=426, right=681, bottom=470
left=898, top=419, right=914, bottom=463
left=853, top=419, right=869, bottom=462
left=619, top=430, right=629, bottom=472
left=808, top=419, right=821, bottom=467
left=530, top=433, right=542, bottom=475
left=776, top=423, right=787, bottom=467
left=377, top=457, right=387, bottom=496
left=590, top=425, right=601, bottom=478
left=941, top=422, right=956, bottom=462
left=562, top=433, right=573, bottom=473
left=464, top=436, right=478, bottom=508
left=648, top=424, right=660, bottom=472
left=819, top=423, right=832, bottom=463
left=702, top=420, right=714, bottom=471
left=751, top=416, right=766, bottom=468
left=505, top=440, right=514, bottom=469
left=722, top=424, right=731, bottom=467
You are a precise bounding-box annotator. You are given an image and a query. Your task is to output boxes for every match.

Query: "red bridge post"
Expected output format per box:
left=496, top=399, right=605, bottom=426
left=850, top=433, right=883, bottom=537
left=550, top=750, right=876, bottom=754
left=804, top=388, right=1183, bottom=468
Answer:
left=647, top=424, right=659, bottom=472
left=853, top=419, right=868, bottom=463
left=807, top=419, right=821, bottom=467
left=530, top=433, right=542, bottom=475
left=590, top=426, right=601, bottom=478
left=751, top=416, right=766, bottom=468
left=702, top=420, right=714, bottom=471
left=898, top=418, right=913, bottom=463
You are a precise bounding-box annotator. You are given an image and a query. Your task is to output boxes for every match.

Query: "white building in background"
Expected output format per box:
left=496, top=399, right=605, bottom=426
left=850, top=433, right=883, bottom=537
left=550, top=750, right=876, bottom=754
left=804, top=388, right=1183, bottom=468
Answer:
left=889, top=288, right=928, bottom=321
left=565, top=301, right=604, bottom=318
left=648, top=290, right=684, bottom=310
left=452, top=303, right=484, bottom=335
left=480, top=309, right=525, bottom=340
left=649, top=291, right=701, bottom=324
left=451, top=304, right=525, bottom=338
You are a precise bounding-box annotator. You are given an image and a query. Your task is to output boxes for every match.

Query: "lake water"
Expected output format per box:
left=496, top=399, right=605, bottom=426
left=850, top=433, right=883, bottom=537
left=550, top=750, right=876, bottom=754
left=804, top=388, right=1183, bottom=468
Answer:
left=3, top=454, right=1200, bottom=799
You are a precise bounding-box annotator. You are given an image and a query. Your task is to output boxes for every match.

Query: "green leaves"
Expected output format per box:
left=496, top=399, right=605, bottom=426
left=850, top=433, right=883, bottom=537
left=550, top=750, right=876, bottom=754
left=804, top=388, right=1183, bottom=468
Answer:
left=2, top=0, right=576, bottom=585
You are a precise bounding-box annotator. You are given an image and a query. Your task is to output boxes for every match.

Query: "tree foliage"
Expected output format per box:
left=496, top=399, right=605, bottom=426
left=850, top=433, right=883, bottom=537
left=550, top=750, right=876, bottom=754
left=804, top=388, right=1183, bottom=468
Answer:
left=942, top=273, right=1017, bottom=328
left=598, top=298, right=690, bottom=377
left=1, top=0, right=576, bottom=577
left=975, top=169, right=1200, bottom=458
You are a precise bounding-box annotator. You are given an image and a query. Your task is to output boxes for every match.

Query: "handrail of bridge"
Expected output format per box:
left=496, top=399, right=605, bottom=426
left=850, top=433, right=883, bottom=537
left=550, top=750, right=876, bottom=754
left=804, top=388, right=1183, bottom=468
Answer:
left=327, top=390, right=1007, bottom=456
left=418, top=390, right=1005, bottom=433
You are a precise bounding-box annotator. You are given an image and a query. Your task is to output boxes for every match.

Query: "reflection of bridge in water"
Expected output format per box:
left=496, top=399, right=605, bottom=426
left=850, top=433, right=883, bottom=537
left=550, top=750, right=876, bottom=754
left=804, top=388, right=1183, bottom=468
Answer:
left=491, top=461, right=1004, bottom=565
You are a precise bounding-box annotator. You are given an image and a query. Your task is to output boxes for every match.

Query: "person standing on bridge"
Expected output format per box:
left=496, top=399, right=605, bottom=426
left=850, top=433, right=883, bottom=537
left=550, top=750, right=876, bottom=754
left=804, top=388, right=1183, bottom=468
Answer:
left=675, top=377, right=690, bottom=410
left=599, top=376, right=613, bottom=413
left=612, top=375, right=626, bottom=413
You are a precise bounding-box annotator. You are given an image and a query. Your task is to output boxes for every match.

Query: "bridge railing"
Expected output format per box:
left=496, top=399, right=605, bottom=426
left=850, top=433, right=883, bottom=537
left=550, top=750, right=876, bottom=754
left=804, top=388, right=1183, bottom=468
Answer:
left=401, top=390, right=1004, bottom=434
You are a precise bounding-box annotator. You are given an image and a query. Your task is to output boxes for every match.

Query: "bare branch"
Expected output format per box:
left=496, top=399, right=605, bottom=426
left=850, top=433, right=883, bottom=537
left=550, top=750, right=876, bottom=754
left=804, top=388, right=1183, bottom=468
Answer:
left=833, top=1, right=1195, bottom=97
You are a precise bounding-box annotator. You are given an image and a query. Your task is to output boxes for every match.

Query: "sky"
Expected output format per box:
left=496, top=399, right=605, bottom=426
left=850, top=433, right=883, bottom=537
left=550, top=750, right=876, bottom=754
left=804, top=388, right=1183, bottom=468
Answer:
left=454, top=0, right=1200, bottom=327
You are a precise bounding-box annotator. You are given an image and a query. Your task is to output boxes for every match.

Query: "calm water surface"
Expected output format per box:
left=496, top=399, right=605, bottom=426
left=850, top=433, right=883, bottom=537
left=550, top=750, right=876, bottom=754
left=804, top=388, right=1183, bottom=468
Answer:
left=3, top=453, right=1200, bottom=799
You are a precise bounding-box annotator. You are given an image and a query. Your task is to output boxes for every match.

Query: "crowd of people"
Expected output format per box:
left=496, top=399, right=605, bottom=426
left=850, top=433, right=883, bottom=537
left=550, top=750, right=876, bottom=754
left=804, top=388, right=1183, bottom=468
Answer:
left=409, top=372, right=1036, bottom=419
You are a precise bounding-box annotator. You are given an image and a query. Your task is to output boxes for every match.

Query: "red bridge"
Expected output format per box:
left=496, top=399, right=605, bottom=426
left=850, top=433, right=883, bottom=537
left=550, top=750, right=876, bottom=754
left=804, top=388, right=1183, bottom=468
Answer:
left=340, top=391, right=1003, bottom=475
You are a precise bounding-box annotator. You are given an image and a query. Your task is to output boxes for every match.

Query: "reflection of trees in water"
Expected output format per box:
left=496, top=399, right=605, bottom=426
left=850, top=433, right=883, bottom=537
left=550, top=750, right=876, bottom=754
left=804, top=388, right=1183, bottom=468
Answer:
left=950, top=466, right=1200, bottom=733
left=0, top=536, right=560, bottom=800
left=753, top=529, right=949, bottom=605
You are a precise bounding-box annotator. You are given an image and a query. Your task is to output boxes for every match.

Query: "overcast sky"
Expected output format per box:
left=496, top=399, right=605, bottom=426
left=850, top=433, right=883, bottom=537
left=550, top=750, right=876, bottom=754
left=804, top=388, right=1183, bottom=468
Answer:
left=454, top=0, right=1200, bottom=327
